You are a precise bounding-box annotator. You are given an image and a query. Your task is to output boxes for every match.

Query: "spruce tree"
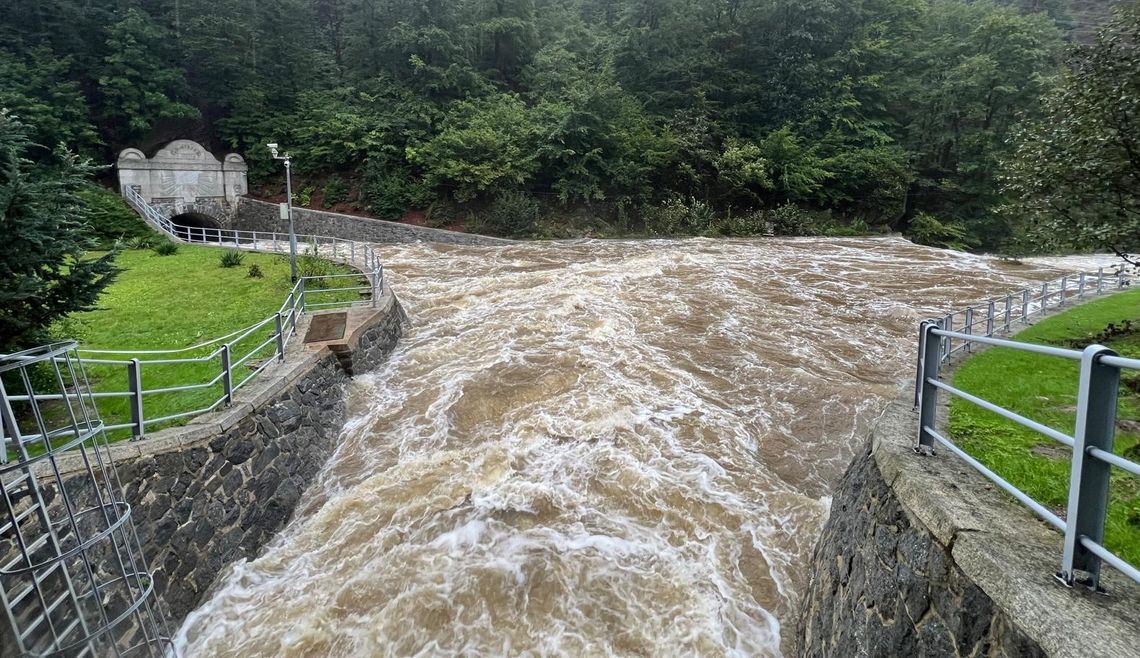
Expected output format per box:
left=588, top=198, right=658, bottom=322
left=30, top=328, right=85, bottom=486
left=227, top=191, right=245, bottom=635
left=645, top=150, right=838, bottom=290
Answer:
left=0, top=111, right=119, bottom=353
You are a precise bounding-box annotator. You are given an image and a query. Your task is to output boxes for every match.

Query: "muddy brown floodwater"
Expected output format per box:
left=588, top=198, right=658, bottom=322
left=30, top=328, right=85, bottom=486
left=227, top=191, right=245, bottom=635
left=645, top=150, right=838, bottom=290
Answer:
left=176, top=237, right=1102, bottom=657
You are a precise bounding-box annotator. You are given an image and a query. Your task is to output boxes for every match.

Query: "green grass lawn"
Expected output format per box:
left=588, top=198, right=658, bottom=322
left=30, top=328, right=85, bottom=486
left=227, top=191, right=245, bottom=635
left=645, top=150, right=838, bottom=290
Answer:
left=53, top=244, right=365, bottom=438
left=949, top=286, right=1140, bottom=567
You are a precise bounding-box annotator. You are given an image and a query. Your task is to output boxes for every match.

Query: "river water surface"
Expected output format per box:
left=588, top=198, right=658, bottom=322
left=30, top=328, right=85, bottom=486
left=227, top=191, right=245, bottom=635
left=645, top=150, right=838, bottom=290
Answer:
left=176, top=237, right=1099, bottom=657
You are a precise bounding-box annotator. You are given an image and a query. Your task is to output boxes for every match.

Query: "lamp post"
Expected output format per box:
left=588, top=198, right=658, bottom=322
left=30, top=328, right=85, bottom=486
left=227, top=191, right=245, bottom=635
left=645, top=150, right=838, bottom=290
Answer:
left=267, top=143, right=298, bottom=282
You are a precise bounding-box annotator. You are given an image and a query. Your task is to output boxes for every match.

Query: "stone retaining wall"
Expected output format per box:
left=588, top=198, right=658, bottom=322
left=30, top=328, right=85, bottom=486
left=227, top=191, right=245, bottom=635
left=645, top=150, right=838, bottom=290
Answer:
left=54, top=292, right=406, bottom=629
left=796, top=401, right=1140, bottom=658
left=229, top=197, right=512, bottom=246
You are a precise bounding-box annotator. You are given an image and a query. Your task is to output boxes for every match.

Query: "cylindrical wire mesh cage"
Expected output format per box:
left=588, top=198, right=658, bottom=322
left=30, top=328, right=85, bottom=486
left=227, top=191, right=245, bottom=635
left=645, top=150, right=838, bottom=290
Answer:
left=0, top=342, right=174, bottom=657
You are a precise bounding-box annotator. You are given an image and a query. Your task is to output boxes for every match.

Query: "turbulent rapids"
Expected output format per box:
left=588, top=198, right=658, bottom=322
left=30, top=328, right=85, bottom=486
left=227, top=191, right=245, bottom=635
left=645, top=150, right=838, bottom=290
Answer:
left=176, top=237, right=1095, bottom=657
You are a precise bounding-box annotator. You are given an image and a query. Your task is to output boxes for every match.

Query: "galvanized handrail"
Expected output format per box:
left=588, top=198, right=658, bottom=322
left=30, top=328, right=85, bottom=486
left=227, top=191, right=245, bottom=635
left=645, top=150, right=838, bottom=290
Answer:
left=914, top=268, right=1139, bottom=591
left=0, top=189, right=388, bottom=453
left=933, top=268, right=1128, bottom=363
left=913, top=267, right=1130, bottom=404
left=52, top=272, right=379, bottom=441
left=121, top=185, right=385, bottom=298
left=78, top=317, right=269, bottom=355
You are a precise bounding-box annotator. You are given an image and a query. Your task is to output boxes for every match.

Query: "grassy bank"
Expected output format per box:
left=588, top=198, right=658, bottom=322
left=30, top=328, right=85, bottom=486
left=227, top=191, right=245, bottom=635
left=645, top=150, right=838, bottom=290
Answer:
left=948, top=286, right=1140, bottom=566
left=56, top=244, right=364, bottom=436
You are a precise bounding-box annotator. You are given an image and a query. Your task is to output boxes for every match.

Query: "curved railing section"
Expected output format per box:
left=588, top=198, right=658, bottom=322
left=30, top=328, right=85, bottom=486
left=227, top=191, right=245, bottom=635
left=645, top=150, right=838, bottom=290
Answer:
left=122, top=185, right=386, bottom=290
left=0, top=189, right=393, bottom=446
left=929, top=268, right=1129, bottom=364
left=913, top=267, right=1139, bottom=592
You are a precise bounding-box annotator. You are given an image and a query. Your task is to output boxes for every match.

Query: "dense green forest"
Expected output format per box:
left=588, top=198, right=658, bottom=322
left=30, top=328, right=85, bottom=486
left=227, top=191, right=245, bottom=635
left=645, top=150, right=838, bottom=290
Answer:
left=0, top=0, right=1127, bottom=245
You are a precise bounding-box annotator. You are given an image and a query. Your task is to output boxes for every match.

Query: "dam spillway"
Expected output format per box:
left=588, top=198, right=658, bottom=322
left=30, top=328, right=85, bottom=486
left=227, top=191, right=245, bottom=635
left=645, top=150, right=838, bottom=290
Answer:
left=176, top=237, right=1091, bottom=656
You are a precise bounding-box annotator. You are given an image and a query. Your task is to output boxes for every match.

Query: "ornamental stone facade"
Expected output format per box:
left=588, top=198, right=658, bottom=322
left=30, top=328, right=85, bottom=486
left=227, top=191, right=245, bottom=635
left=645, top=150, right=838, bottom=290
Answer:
left=117, top=140, right=248, bottom=212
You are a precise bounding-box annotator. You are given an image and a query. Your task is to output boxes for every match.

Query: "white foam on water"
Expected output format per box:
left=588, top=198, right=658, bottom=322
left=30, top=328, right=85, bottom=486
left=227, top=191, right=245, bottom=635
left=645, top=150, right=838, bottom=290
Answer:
left=176, top=237, right=1084, bottom=657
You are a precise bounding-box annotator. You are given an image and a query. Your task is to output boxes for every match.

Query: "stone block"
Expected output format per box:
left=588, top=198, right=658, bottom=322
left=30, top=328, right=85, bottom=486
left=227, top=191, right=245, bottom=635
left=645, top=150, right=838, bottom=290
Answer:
left=797, top=400, right=1140, bottom=658
left=222, top=468, right=243, bottom=495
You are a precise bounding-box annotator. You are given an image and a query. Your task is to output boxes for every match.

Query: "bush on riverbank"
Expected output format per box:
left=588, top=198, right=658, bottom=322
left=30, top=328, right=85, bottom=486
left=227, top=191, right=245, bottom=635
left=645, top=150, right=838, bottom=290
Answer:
left=948, top=286, right=1140, bottom=566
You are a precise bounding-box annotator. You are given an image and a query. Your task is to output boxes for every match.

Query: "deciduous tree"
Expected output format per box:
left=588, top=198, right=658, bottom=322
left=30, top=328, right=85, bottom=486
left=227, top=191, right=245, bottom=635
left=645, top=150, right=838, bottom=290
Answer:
left=1003, top=4, right=1140, bottom=262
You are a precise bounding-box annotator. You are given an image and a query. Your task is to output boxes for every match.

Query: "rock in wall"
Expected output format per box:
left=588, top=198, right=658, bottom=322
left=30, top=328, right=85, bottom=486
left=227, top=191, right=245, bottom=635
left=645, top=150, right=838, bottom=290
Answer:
left=796, top=441, right=1043, bottom=657
left=796, top=401, right=1140, bottom=658
left=118, top=353, right=349, bottom=622
left=48, top=295, right=406, bottom=629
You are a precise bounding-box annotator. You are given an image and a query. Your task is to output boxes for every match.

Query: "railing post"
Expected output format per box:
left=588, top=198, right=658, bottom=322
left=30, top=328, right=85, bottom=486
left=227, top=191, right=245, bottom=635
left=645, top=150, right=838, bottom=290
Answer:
left=221, top=344, right=234, bottom=406
left=127, top=359, right=144, bottom=440
left=913, top=323, right=924, bottom=409
left=943, top=314, right=953, bottom=361
left=287, top=287, right=298, bottom=335
left=275, top=313, right=285, bottom=361
left=917, top=321, right=942, bottom=450
left=299, top=278, right=307, bottom=312
left=1041, top=282, right=1049, bottom=314
left=1059, top=345, right=1120, bottom=590
left=1078, top=272, right=1086, bottom=298
left=1021, top=289, right=1030, bottom=324
left=351, top=241, right=356, bottom=261
left=1004, top=294, right=1012, bottom=333
left=986, top=300, right=995, bottom=337
left=1097, top=267, right=1104, bottom=294
left=964, top=307, right=973, bottom=353
left=1060, top=276, right=1068, bottom=305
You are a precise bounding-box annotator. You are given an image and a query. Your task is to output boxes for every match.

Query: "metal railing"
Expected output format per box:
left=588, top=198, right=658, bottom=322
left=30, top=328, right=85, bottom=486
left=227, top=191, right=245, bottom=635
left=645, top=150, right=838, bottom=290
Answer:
left=932, top=268, right=1130, bottom=364
left=914, top=269, right=1139, bottom=591
left=122, top=186, right=388, bottom=284
left=0, top=190, right=388, bottom=457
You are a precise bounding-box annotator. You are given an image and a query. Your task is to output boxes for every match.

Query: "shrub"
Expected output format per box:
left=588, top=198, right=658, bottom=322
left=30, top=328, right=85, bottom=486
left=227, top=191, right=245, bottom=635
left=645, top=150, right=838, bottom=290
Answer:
left=823, top=218, right=874, bottom=237
left=717, top=209, right=767, bottom=237
left=297, top=254, right=339, bottom=288
left=247, top=263, right=264, bottom=278
left=642, top=197, right=716, bottom=236
left=294, top=185, right=315, bottom=208
left=128, top=235, right=158, bottom=250
left=297, top=254, right=368, bottom=291
left=766, top=203, right=817, bottom=236
left=219, top=249, right=245, bottom=268
left=323, top=175, right=350, bottom=206
left=78, top=185, right=153, bottom=249
left=153, top=241, right=179, bottom=256
left=482, top=191, right=541, bottom=237
left=908, top=212, right=975, bottom=251
left=425, top=200, right=462, bottom=229
left=362, top=162, right=427, bottom=220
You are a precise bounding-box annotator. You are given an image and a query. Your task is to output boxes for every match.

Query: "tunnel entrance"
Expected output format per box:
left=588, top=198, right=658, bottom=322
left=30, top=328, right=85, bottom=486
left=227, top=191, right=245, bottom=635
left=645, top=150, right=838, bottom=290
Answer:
left=170, top=212, right=223, bottom=242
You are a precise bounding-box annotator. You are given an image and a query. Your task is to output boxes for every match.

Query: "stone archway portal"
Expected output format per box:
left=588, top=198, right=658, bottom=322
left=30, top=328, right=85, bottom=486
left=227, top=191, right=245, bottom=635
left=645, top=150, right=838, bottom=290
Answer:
left=169, top=212, right=223, bottom=242
left=117, top=140, right=248, bottom=224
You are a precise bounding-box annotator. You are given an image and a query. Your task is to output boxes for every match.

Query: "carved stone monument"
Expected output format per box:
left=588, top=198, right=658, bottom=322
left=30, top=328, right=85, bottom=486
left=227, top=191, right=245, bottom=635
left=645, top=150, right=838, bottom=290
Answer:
left=117, top=140, right=248, bottom=217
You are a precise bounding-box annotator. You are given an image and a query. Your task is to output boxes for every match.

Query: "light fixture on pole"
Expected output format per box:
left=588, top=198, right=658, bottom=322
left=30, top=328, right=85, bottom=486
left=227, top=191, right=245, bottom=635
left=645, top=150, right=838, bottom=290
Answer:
left=267, top=143, right=298, bottom=282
